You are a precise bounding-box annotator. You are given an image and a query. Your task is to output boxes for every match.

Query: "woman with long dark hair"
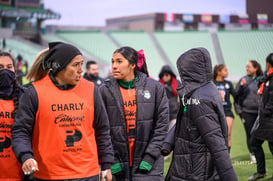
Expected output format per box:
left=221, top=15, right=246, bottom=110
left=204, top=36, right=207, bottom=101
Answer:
left=100, top=46, right=169, bottom=181
left=234, top=60, right=263, bottom=164
left=213, top=64, right=235, bottom=152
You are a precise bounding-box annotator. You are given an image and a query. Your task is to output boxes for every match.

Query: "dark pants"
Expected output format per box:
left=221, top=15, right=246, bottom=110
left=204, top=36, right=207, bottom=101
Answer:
left=251, top=137, right=273, bottom=174
left=242, top=112, right=258, bottom=153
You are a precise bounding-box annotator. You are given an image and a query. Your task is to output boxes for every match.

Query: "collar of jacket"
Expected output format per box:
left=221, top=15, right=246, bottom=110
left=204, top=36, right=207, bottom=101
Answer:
left=49, top=71, right=75, bottom=90
left=118, top=75, right=138, bottom=89
left=105, top=71, right=147, bottom=89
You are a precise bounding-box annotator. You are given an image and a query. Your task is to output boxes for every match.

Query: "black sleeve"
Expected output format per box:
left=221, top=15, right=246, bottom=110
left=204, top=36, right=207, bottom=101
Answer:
left=229, top=81, right=236, bottom=98
left=191, top=100, right=237, bottom=181
left=233, top=79, right=244, bottom=115
left=142, top=83, right=169, bottom=166
left=93, top=86, right=114, bottom=170
left=11, top=85, right=38, bottom=164
left=161, top=124, right=176, bottom=156
left=263, top=77, right=273, bottom=115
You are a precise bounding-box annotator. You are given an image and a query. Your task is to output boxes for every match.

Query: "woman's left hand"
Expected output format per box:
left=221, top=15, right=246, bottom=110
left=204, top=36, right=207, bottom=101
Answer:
left=100, top=169, right=112, bottom=181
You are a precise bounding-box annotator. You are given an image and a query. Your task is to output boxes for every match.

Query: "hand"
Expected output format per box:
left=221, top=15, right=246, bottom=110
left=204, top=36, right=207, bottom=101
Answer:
left=22, top=158, right=39, bottom=175
left=100, top=169, right=112, bottom=181
left=218, top=90, right=225, bottom=102
left=240, top=78, right=246, bottom=86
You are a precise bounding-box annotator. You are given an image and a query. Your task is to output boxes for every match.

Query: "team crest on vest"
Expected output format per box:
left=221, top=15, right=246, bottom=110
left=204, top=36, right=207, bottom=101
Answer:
left=225, top=83, right=230, bottom=89
left=143, top=90, right=151, bottom=99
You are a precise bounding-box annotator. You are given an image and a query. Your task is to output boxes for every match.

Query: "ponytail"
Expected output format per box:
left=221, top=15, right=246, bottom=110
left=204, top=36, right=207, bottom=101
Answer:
left=27, top=48, right=49, bottom=82
left=136, top=49, right=149, bottom=77
left=11, top=74, right=20, bottom=117
left=213, top=64, right=225, bottom=80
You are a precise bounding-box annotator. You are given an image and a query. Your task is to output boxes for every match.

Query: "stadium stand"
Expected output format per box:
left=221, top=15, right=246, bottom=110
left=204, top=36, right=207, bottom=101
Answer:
left=154, top=31, right=218, bottom=75
left=42, top=32, right=112, bottom=77
left=218, top=30, right=273, bottom=80
left=109, top=31, right=166, bottom=78
left=5, top=38, right=43, bottom=65
left=56, top=30, right=117, bottom=65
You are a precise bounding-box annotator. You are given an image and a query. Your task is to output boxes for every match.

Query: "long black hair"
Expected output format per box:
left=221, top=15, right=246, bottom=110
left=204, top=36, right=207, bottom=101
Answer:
left=213, top=64, right=226, bottom=80
left=249, top=60, right=263, bottom=77
left=0, top=51, right=20, bottom=117
left=114, top=46, right=149, bottom=77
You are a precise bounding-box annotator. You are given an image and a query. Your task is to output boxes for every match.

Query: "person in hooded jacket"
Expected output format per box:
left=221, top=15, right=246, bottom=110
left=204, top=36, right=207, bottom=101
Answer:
left=99, top=46, right=169, bottom=181
left=11, top=42, right=114, bottom=181
left=0, top=51, right=24, bottom=181
left=248, top=53, right=273, bottom=181
left=234, top=60, right=263, bottom=164
left=159, top=65, right=180, bottom=130
left=162, top=48, right=237, bottom=181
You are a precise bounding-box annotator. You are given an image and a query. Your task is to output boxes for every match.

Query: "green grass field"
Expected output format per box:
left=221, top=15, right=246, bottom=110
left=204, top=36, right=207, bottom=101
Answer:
left=163, top=112, right=273, bottom=180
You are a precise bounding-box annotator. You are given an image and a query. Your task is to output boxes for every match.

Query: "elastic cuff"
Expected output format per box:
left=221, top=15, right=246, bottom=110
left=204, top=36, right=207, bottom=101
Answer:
left=161, top=142, right=172, bottom=156
left=21, top=153, right=33, bottom=164
left=111, top=162, right=122, bottom=174
left=101, top=163, right=112, bottom=170
left=139, top=161, right=152, bottom=171
left=142, top=154, right=155, bottom=167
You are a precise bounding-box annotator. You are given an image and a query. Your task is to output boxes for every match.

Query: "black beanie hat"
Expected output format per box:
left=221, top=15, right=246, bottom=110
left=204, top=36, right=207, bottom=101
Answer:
left=43, top=42, right=82, bottom=74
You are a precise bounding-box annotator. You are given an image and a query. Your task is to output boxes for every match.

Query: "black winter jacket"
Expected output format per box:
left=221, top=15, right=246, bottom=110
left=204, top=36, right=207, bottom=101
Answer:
left=252, top=72, right=273, bottom=141
left=83, top=72, right=104, bottom=86
left=100, top=71, right=169, bottom=181
left=164, top=48, right=237, bottom=181
left=234, top=75, right=261, bottom=115
left=213, top=80, right=235, bottom=118
left=11, top=74, right=114, bottom=180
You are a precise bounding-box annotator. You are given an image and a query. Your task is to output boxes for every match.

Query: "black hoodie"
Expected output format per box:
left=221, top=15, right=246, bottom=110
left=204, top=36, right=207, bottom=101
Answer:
left=165, top=48, right=237, bottom=181
left=159, top=65, right=181, bottom=120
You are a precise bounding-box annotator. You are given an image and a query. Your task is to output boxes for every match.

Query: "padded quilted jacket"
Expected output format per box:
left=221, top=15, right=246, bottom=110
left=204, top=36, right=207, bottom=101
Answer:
left=100, top=71, right=169, bottom=181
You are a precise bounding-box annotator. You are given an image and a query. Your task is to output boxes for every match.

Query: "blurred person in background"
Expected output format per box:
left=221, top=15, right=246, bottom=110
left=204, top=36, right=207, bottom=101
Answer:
left=11, top=42, right=114, bottom=181
left=2, top=38, right=6, bottom=50
left=234, top=60, right=263, bottom=164
left=213, top=64, right=235, bottom=153
left=16, top=62, right=24, bottom=85
left=100, top=46, right=169, bottom=181
left=248, top=53, right=273, bottom=181
left=21, top=61, right=29, bottom=85
left=0, top=52, right=24, bottom=180
left=84, top=60, right=104, bottom=86
left=163, top=48, right=237, bottom=181
left=159, top=65, right=180, bottom=130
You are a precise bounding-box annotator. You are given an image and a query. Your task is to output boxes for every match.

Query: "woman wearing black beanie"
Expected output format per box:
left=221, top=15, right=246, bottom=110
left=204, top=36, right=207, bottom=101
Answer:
left=11, top=42, right=114, bottom=181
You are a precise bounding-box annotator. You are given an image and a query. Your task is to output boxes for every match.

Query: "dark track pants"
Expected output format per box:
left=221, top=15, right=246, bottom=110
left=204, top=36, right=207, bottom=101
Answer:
left=241, top=112, right=258, bottom=153
left=251, top=137, right=273, bottom=174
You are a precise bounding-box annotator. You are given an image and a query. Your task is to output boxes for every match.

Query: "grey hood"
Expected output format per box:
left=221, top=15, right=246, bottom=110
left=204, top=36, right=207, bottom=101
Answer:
left=176, top=47, right=212, bottom=96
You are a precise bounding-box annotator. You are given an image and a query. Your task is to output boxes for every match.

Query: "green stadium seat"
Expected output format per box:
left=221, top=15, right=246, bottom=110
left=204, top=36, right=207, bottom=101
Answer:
left=56, top=30, right=117, bottom=65
left=218, top=30, right=273, bottom=79
left=109, top=31, right=166, bottom=78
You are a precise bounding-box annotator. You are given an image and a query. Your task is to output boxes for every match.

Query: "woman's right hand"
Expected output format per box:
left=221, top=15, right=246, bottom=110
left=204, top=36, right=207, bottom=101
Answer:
left=240, top=78, right=246, bottom=86
left=22, top=158, right=39, bottom=175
